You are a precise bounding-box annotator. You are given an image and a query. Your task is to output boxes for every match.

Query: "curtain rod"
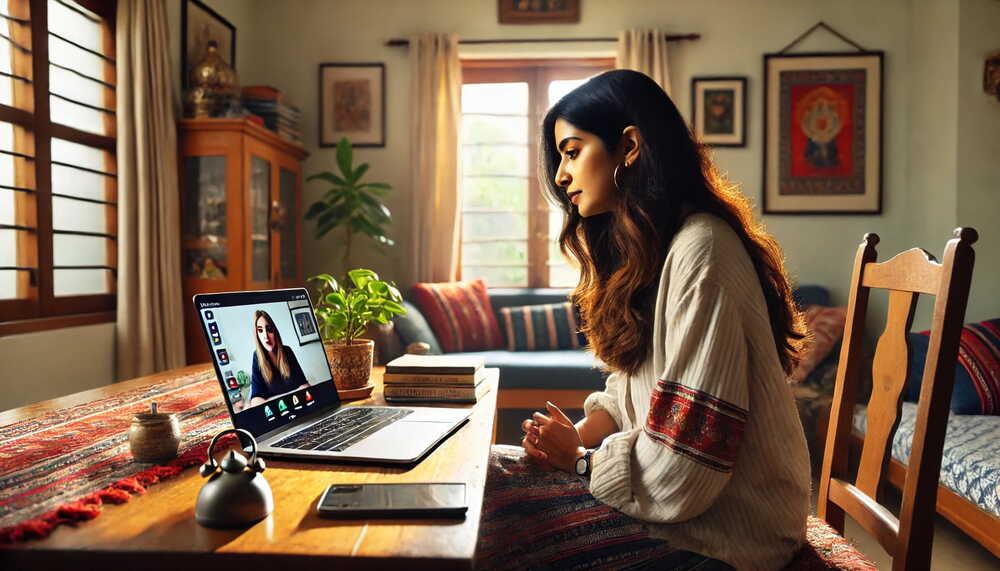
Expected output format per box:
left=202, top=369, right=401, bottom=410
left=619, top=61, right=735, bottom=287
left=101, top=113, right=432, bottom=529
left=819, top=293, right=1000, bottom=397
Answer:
left=385, top=34, right=700, bottom=47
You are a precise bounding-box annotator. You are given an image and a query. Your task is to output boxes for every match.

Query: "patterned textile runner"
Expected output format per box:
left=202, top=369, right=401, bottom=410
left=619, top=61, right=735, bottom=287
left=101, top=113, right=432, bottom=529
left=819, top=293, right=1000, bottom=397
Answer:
left=0, top=369, right=233, bottom=543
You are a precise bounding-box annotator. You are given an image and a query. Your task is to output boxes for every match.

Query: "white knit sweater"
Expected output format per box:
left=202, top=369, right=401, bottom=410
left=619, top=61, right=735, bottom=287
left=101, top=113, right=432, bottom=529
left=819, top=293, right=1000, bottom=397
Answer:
left=585, top=213, right=810, bottom=570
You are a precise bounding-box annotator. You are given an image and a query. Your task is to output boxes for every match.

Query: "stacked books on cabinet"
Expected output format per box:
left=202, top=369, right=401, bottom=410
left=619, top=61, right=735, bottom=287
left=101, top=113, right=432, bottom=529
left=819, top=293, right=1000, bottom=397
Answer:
left=241, top=85, right=302, bottom=144
left=383, top=355, right=493, bottom=404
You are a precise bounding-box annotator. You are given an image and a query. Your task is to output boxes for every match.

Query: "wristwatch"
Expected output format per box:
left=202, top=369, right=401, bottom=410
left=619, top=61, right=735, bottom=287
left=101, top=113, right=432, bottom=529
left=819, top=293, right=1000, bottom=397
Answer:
left=574, top=448, right=593, bottom=478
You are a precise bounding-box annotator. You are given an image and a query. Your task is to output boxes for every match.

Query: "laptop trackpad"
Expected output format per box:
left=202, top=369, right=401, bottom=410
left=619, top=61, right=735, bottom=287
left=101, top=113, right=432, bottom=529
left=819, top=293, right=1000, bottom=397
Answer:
left=342, top=420, right=452, bottom=460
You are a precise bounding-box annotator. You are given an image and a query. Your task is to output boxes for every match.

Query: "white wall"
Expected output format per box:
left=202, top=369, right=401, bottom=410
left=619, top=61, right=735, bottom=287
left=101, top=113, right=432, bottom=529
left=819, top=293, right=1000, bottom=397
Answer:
left=0, top=323, right=115, bottom=411
left=957, top=0, right=1000, bottom=324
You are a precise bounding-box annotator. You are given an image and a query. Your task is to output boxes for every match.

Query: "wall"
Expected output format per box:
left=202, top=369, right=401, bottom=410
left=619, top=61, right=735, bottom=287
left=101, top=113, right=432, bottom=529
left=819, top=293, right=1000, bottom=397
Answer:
left=242, top=0, right=920, bottom=314
left=956, top=0, right=1000, bottom=324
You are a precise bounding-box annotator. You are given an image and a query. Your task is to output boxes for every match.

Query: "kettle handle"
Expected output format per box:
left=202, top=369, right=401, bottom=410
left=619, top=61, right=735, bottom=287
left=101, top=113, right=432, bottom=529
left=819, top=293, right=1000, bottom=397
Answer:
left=204, top=428, right=258, bottom=471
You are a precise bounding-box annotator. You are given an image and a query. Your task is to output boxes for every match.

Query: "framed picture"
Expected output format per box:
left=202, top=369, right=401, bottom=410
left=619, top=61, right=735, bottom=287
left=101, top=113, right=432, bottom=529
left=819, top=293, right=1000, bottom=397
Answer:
left=691, top=76, right=747, bottom=147
left=498, top=0, right=580, bottom=24
left=319, top=63, right=386, bottom=148
left=762, top=51, right=884, bottom=214
left=288, top=301, right=320, bottom=345
left=181, top=0, right=236, bottom=90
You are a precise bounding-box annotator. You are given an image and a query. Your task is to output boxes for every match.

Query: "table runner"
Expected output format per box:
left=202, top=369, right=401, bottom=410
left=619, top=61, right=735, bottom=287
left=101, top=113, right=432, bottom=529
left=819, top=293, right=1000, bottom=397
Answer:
left=0, top=369, right=234, bottom=543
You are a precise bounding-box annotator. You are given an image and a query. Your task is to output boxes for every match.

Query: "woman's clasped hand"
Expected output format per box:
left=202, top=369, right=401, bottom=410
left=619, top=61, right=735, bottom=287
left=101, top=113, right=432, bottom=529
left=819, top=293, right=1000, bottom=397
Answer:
left=521, top=401, right=585, bottom=473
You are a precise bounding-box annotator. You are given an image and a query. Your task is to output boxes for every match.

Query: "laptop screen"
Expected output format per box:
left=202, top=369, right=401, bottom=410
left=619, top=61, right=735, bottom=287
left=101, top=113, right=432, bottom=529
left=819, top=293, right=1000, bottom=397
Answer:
left=194, top=288, right=340, bottom=436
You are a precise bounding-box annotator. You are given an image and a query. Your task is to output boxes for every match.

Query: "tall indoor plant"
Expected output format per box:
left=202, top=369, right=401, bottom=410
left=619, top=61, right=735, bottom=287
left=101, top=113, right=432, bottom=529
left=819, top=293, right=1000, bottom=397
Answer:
left=309, top=269, right=406, bottom=393
left=305, top=137, right=394, bottom=270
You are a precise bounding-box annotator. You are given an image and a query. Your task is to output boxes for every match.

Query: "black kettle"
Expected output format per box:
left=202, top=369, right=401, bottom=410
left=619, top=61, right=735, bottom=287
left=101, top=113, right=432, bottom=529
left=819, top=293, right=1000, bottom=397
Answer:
left=195, top=428, right=274, bottom=528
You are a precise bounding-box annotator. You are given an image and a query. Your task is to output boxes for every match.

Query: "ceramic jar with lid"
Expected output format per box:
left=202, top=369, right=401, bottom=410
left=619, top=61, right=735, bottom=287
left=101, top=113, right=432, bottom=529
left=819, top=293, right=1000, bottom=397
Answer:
left=128, top=402, right=181, bottom=462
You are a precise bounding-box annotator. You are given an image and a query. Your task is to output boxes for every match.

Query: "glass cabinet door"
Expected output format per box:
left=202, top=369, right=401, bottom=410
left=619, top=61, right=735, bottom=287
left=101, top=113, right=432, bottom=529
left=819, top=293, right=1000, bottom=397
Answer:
left=250, top=155, right=271, bottom=283
left=182, top=156, right=227, bottom=280
left=279, top=167, right=297, bottom=281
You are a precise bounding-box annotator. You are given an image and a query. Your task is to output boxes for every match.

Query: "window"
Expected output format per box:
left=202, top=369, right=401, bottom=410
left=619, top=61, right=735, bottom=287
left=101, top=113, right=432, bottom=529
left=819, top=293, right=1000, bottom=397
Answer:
left=460, top=58, right=613, bottom=288
left=0, top=0, right=117, bottom=332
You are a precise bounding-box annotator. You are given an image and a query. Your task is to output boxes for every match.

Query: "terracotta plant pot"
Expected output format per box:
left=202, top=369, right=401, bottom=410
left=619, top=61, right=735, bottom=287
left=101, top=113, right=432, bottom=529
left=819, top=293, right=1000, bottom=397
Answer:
left=324, top=339, right=374, bottom=390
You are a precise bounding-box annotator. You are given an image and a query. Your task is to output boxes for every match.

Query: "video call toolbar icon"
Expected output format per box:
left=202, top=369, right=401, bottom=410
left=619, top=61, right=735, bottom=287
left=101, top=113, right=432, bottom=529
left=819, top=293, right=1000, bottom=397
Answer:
left=305, top=390, right=313, bottom=401
left=216, top=349, right=230, bottom=365
left=264, top=405, right=273, bottom=417
left=278, top=399, right=288, bottom=412
left=292, top=395, right=300, bottom=405
left=205, top=310, right=214, bottom=320
left=226, top=376, right=238, bottom=389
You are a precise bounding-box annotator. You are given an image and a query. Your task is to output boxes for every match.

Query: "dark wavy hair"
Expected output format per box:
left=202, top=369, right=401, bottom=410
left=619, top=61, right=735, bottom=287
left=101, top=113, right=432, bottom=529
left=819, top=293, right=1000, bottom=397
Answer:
left=541, top=69, right=803, bottom=376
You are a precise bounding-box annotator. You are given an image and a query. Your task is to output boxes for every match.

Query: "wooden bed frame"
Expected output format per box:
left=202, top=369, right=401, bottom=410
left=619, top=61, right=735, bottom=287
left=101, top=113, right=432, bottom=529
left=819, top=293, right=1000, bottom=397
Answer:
left=847, top=430, right=1000, bottom=558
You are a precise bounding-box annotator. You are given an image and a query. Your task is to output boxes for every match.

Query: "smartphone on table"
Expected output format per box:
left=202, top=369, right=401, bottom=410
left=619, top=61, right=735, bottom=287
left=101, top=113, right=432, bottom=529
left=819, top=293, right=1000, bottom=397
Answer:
left=316, top=483, right=467, bottom=519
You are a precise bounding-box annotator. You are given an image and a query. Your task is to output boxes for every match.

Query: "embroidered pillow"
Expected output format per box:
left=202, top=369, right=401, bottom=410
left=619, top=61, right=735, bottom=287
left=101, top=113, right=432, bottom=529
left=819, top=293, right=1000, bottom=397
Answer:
left=409, top=280, right=503, bottom=353
left=789, top=305, right=847, bottom=383
left=903, top=319, right=1000, bottom=415
left=499, top=302, right=586, bottom=351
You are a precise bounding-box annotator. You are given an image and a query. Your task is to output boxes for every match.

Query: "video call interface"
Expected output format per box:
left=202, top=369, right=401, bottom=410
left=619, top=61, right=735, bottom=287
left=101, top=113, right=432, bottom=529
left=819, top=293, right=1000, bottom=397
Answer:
left=198, top=290, right=339, bottom=433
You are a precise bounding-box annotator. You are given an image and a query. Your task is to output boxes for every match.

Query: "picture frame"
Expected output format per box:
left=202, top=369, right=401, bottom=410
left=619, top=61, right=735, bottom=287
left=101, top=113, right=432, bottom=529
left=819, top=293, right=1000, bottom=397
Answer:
left=691, top=76, right=747, bottom=147
left=318, top=63, right=386, bottom=148
left=288, top=301, right=320, bottom=346
left=762, top=51, right=884, bottom=215
left=498, top=0, right=580, bottom=24
left=181, top=0, right=236, bottom=90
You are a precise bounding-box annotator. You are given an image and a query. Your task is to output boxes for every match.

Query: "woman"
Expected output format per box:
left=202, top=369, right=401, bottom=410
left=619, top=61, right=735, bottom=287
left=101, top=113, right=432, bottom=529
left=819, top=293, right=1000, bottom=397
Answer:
left=247, top=310, right=309, bottom=408
left=475, top=70, right=810, bottom=570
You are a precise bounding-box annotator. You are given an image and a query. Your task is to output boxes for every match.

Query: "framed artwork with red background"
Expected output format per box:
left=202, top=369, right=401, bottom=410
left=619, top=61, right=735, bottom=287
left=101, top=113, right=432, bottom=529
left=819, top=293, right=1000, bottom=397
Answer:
left=762, top=52, right=883, bottom=214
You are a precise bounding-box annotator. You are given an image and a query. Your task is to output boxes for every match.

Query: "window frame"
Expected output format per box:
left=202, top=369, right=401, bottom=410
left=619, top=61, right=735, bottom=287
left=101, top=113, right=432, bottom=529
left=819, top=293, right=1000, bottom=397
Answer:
left=460, top=57, right=613, bottom=288
left=0, top=0, right=117, bottom=335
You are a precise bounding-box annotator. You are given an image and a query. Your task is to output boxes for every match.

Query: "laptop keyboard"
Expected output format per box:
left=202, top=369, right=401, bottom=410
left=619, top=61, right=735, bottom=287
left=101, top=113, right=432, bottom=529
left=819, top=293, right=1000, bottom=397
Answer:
left=272, top=407, right=412, bottom=452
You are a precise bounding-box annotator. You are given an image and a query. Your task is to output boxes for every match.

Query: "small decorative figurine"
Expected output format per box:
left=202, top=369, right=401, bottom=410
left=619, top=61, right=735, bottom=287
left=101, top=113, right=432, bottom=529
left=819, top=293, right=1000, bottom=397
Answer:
left=195, top=428, right=273, bottom=528
left=128, top=402, right=181, bottom=462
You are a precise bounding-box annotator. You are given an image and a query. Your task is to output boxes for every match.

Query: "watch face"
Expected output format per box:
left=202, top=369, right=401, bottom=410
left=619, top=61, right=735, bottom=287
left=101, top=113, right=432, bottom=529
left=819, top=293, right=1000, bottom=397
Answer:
left=575, top=455, right=588, bottom=476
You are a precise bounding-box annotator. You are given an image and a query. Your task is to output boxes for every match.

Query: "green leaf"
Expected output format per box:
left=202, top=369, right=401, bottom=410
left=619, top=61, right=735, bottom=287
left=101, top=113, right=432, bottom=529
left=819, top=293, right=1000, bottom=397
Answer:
left=325, top=291, right=346, bottom=307
left=304, top=201, right=327, bottom=220
left=348, top=268, right=378, bottom=289
left=349, top=163, right=370, bottom=185
left=366, top=280, right=389, bottom=296
left=307, top=171, right=348, bottom=187
left=360, top=182, right=392, bottom=192
left=336, top=137, right=353, bottom=179
left=381, top=300, right=405, bottom=314
left=308, top=273, right=339, bottom=292
left=387, top=284, right=403, bottom=302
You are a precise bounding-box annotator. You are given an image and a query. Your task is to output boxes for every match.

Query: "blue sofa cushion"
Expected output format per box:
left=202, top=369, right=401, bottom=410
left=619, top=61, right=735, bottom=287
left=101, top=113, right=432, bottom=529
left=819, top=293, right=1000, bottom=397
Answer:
left=448, top=349, right=608, bottom=391
left=393, top=301, right=442, bottom=355
left=903, top=320, right=1000, bottom=415
left=499, top=302, right=586, bottom=351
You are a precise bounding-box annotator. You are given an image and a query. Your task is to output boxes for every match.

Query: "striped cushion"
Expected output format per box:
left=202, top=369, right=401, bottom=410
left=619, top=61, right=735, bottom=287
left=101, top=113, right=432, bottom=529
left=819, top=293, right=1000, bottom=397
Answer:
left=498, top=302, right=586, bottom=351
left=409, top=280, right=503, bottom=353
left=904, top=319, right=1000, bottom=415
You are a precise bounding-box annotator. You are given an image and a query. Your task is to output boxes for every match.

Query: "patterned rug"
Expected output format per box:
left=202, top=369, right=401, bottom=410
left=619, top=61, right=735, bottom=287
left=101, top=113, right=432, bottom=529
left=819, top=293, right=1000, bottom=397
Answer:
left=0, top=369, right=233, bottom=543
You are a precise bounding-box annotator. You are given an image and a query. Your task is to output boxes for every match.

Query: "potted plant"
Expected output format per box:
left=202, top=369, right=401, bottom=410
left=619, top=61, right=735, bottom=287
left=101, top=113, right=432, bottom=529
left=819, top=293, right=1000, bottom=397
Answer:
left=305, top=137, right=394, bottom=270
left=309, top=269, right=406, bottom=394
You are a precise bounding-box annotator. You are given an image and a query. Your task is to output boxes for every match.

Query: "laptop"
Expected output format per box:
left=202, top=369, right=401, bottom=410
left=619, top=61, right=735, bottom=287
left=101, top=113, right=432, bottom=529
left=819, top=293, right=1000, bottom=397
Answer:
left=194, top=288, right=471, bottom=463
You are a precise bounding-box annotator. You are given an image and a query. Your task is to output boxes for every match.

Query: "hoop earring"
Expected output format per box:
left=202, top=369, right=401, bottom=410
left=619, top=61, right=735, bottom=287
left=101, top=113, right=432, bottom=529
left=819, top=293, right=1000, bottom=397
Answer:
left=612, top=161, right=629, bottom=192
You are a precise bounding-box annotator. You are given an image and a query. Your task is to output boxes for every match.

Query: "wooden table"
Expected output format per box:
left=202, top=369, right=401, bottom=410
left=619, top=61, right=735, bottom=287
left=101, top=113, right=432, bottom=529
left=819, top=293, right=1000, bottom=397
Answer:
left=0, top=364, right=499, bottom=570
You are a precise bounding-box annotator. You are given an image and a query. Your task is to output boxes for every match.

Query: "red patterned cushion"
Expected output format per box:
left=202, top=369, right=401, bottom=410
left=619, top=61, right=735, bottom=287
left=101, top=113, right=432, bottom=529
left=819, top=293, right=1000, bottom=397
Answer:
left=409, top=280, right=503, bottom=353
left=783, top=516, right=877, bottom=570
left=790, top=306, right=847, bottom=383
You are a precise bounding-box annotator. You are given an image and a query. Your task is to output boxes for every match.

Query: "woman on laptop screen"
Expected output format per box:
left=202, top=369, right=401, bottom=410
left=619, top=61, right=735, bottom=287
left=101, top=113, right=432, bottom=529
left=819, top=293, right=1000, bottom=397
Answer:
left=247, top=309, right=309, bottom=408
left=475, top=70, right=810, bottom=570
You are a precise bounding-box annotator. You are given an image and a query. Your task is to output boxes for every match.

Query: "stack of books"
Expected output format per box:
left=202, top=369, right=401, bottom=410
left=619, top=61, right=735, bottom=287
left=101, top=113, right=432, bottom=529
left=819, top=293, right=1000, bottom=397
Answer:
left=383, top=354, right=492, bottom=404
left=241, top=85, right=302, bottom=144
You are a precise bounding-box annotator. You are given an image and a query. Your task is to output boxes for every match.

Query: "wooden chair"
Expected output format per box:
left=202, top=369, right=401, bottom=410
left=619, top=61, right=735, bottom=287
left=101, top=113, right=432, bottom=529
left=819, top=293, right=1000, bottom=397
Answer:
left=796, top=228, right=978, bottom=570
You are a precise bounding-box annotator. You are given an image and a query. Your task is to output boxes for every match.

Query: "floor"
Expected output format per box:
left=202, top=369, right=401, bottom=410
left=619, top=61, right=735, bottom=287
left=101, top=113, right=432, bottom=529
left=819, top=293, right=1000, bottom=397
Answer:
left=495, top=409, right=999, bottom=569
left=826, top=483, right=999, bottom=570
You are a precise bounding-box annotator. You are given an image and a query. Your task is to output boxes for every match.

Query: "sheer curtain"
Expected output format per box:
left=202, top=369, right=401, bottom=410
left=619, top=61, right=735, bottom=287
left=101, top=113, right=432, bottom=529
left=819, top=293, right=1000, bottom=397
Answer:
left=115, top=0, right=185, bottom=379
left=616, top=29, right=672, bottom=95
left=409, top=33, right=462, bottom=284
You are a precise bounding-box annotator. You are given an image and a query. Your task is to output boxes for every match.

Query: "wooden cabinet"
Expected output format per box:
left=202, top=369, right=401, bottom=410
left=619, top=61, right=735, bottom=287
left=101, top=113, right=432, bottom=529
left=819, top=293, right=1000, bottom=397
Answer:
left=178, top=118, right=309, bottom=364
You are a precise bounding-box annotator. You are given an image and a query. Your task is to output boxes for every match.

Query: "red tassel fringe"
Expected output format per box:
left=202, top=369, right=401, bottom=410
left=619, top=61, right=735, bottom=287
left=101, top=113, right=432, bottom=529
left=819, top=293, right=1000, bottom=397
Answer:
left=0, top=434, right=236, bottom=544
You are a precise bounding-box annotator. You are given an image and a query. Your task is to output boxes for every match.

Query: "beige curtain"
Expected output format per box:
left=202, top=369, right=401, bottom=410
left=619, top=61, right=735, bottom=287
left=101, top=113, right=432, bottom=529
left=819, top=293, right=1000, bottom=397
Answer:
left=409, top=33, right=462, bottom=284
left=616, top=29, right=672, bottom=95
left=115, top=0, right=185, bottom=380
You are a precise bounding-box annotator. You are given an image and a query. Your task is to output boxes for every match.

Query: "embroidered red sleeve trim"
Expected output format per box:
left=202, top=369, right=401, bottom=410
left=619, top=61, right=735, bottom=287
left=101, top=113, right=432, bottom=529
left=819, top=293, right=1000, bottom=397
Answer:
left=644, top=380, right=748, bottom=473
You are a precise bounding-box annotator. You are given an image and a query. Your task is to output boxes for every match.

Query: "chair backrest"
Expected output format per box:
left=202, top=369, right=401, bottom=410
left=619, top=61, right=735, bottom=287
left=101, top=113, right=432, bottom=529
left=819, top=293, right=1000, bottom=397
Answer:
left=816, top=228, right=978, bottom=571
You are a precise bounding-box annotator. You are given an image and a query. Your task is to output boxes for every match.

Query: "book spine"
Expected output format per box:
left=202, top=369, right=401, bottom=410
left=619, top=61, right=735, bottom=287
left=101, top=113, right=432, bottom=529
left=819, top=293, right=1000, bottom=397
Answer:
left=383, top=373, right=476, bottom=385
left=385, top=367, right=479, bottom=375
left=384, top=385, right=475, bottom=399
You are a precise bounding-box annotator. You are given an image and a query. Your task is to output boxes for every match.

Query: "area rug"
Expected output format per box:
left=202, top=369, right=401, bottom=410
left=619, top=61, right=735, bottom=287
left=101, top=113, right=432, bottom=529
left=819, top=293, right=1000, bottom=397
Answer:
left=0, top=368, right=234, bottom=543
